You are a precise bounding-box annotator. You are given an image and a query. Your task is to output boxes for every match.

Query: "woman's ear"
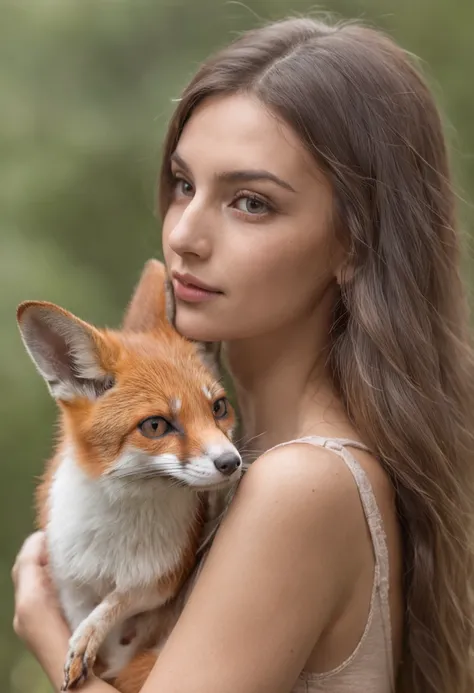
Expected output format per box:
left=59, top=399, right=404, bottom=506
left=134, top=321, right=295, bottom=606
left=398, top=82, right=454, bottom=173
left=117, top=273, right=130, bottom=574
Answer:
left=334, top=240, right=355, bottom=285
left=335, top=261, right=354, bottom=286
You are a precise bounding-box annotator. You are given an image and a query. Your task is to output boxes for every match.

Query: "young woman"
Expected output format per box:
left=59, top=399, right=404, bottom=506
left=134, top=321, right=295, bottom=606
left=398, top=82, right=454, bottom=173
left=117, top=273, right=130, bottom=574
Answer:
left=12, top=16, right=474, bottom=693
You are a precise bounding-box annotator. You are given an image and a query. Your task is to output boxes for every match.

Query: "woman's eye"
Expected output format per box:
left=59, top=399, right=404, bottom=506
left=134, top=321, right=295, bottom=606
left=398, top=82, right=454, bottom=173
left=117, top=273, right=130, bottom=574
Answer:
left=213, top=397, right=229, bottom=419
left=174, top=177, right=194, bottom=198
left=138, top=416, right=173, bottom=439
left=233, top=195, right=270, bottom=216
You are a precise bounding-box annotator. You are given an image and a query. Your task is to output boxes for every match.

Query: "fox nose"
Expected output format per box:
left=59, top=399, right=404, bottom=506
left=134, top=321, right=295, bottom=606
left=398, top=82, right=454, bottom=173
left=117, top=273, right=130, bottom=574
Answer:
left=213, top=452, right=241, bottom=477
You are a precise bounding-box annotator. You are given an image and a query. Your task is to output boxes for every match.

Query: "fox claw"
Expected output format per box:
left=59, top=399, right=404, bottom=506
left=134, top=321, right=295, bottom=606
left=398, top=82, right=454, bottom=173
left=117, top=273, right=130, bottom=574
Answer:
left=61, top=640, right=94, bottom=690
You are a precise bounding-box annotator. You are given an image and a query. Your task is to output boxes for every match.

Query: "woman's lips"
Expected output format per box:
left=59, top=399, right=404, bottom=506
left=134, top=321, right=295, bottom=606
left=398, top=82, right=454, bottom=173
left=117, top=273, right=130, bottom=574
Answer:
left=172, top=275, right=223, bottom=303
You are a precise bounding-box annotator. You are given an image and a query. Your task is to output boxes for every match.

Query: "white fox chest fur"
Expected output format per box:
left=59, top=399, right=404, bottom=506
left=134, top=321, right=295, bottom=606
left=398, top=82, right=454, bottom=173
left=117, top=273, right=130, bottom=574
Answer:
left=46, top=448, right=202, bottom=675
left=48, top=449, right=200, bottom=599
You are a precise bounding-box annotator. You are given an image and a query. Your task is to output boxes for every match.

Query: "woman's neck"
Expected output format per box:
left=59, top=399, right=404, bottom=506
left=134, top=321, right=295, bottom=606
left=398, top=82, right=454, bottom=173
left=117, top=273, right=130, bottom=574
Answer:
left=223, top=303, right=347, bottom=456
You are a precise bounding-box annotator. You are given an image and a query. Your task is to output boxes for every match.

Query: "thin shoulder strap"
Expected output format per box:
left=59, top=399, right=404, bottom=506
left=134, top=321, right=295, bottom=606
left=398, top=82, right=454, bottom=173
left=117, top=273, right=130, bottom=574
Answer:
left=266, top=435, right=394, bottom=688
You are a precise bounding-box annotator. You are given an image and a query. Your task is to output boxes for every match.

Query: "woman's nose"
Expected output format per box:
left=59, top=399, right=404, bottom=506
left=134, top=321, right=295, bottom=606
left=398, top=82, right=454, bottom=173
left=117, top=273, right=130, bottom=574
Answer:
left=167, top=200, right=212, bottom=261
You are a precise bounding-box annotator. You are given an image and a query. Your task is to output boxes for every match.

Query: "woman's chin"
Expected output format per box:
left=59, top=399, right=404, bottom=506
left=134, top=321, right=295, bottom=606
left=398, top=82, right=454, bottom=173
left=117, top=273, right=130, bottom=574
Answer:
left=174, top=313, right=225, bottom=343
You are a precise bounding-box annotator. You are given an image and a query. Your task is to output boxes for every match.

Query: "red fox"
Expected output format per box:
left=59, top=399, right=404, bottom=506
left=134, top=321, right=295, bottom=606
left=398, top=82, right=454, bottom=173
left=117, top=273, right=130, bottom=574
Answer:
left=16, top=259, right=241, bottom=692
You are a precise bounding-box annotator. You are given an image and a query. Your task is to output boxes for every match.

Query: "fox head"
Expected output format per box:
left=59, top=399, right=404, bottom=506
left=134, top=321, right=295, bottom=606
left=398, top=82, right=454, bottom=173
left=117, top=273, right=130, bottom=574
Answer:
left=17, top=260, right=241, bottom=489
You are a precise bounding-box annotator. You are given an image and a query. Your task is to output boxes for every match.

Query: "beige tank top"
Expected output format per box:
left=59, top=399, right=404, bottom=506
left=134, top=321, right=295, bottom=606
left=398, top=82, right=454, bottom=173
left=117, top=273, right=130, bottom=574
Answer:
left=193, top=435, right=395, bottom=693
left=266, top=436, right=395, bottom=693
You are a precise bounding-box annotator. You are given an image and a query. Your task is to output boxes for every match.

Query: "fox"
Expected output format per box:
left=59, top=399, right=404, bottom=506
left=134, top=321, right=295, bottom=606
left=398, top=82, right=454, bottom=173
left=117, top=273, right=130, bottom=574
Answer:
left=16, top=259, right=242, bottom=692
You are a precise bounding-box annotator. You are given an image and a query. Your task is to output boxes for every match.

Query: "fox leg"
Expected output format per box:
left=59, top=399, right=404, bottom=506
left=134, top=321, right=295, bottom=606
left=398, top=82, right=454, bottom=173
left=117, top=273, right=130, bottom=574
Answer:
left=112, top=650, right=159, bottom=693
left=61, top=587, right=172, bottom=691
left=100, top=593, right=184, bottom=682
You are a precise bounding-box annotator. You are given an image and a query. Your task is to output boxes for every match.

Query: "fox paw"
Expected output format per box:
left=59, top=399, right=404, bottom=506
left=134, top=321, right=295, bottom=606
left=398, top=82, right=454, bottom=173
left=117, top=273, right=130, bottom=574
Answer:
left=61, top=633, right=97, bottom=690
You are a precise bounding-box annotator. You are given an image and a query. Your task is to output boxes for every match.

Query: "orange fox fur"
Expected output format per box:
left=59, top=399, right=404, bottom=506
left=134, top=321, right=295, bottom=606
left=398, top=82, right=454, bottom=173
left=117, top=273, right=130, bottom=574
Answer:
left=17, top=260, right=241, bottom=691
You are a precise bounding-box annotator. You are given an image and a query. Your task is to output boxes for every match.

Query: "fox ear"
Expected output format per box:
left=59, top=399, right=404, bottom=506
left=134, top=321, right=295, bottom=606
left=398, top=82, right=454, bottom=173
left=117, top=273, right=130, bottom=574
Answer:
left=17, top=302, right=114, bottom=401
left=122, top=259, right=174, bottom=332
left=123, top=258, right=220, bottom=376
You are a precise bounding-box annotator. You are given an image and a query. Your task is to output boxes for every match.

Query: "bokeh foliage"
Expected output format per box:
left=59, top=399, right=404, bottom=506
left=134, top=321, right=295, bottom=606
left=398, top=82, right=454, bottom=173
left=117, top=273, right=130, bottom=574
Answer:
left=1, top=1, right=472, bottom=691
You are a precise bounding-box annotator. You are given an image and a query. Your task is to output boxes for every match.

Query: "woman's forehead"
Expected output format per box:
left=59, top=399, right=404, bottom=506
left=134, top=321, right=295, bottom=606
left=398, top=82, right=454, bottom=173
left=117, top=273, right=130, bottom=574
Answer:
left=175, top=93, right=324, bottom=186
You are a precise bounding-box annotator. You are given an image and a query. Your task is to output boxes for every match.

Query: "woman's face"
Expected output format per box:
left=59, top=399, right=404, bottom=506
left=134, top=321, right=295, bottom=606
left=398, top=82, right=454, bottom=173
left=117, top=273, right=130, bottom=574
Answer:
left=162, top=93, right=341, bottom=342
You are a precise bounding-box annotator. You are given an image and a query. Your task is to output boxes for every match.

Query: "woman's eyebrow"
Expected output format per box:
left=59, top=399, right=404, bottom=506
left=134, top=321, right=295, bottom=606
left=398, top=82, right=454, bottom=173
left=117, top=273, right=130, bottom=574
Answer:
left=217, top=169, right=296, bottom=193
left=170, top=151, right=297, bottom=193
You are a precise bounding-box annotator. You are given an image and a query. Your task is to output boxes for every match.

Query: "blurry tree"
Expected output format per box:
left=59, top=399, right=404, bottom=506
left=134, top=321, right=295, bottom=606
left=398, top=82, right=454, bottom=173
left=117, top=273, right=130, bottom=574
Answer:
left=1, top=1, right=472, bottom=691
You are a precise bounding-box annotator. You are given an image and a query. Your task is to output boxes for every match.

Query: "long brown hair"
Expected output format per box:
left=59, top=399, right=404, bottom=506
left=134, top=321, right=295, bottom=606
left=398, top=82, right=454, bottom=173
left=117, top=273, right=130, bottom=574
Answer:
left=157, top=17, right=474, bottom=693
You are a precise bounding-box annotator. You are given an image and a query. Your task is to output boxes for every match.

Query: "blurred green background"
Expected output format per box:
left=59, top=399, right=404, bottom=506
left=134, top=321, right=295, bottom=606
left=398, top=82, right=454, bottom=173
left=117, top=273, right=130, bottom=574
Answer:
left=1, top=1, right=473, bottom=691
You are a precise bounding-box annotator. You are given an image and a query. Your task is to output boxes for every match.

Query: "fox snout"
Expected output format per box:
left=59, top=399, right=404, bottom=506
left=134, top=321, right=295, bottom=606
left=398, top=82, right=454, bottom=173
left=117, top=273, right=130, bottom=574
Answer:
left=213, top=451, right=241, bottom=477
left=107, top=441, right=242, bottom=489
left=185, top=442, right=242, bottom=488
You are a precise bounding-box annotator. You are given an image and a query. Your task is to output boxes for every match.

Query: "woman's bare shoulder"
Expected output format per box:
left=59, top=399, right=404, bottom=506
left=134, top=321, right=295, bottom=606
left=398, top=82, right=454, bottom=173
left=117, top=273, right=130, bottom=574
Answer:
left=239, top=440, right=371, bottom=533
left=139, top=441, right=372, bottom=693
left=216, top=440, right=374, bottom=590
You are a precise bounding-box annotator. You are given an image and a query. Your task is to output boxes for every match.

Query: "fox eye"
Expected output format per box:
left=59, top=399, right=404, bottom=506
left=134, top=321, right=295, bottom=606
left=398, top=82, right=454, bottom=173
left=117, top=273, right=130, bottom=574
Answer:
left=138, top=416, right=173, bottom=439
left=213, top=397, right=228, bottom=419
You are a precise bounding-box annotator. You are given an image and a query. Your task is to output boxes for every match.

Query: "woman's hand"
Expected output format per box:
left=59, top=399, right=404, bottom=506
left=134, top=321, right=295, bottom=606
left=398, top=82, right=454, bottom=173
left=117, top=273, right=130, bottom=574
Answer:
left=12, top=531, right=65, bottom=643
left=12, top=531, right=72, bottom=688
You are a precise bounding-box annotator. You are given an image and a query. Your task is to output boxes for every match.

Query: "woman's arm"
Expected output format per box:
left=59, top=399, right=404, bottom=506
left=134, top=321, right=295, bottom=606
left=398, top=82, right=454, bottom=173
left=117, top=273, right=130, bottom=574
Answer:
left=13, top=444, right=366, bottom=693
left=12, top=531, right=73, bottom=691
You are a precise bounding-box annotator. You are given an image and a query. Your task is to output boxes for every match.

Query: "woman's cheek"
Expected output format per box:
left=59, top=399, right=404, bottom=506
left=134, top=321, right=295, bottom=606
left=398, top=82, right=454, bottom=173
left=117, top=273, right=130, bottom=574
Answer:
left=161, top=229, right=172, bottom=264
